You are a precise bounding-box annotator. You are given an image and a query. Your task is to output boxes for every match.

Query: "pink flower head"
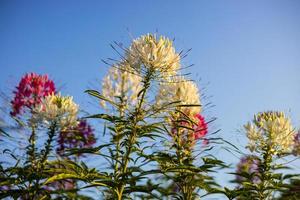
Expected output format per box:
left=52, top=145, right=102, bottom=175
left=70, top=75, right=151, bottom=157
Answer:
left=10, top=73, right=56, bottom=116
left=170, top=113, right=208, bottom=152
left=236, top=155, right=260, bottom=184
left=292, top=130, right=300, bottom=156
left=193, top=113, right=208, bottom=140
left=57, top=119, right=96, bottom=156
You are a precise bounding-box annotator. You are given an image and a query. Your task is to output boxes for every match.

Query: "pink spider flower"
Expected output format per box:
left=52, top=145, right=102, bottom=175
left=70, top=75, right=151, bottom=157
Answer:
left=193, top=113, right=208, bottom=140
left=292, top=130, right=300, bottom=156
left=236, top=155, right=261, bottom=184
left=10, top=73, right=56, bottom=116
left=170, top=113, right=208, bottom=149
left=57, top=119, right=96, bottom=156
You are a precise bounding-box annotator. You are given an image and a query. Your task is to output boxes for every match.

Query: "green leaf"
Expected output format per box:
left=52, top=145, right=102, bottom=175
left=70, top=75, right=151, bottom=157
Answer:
left=84, top=113, right=122, bottom=123
left=45, top=174, right=83, bottom=185
left=85, top=89, right=118, bottom=107
left=63, top=144, right=112, bottom=156
left=0, top=127, right=9, bottom=137
left=177, top=104, right=201, bottom=108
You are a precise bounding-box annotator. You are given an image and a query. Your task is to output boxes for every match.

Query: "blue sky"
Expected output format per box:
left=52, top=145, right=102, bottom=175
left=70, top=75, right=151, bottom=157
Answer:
left=1, top=0, right=300, bottom=191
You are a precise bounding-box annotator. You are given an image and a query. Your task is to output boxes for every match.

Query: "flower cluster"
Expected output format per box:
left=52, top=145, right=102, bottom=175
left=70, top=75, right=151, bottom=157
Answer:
left=10, top=73, right=56, bottom=116
left=100, top=63, right=142, bottom=109
left=100, top=33, right=182, bottom=111
left=156, top=76, right=201, bottom=118
left=57, top=119, right=96, bottom=156
left=156, top=77, right=206, bottom=150
left=193, top=113, right=208, bottom=140
left=127, top=34, right=180, bottom=77
left=32, top=93, right=79, bottom=129
left=235, top=155, right=260, bottom=184
left=170, top=113, right=208, bottom=148
left=244, top=111, right=295, bottom=154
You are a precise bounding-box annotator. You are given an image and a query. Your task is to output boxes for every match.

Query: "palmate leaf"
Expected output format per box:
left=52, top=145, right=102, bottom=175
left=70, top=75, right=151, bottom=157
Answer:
left=4, top=165, right=44, bottom=183
left=215, top=187, right=246, bottom=200
left=123, top=184, right=159, bottom=195
left=271, top=173, right=283, bottom=180
left=137, top=122, right=166, bottom=134
left=86, top=179, right=117, bottom=188
left=277, top=178, right=300, bottom=199
left=49, top=190, right=94, bottom=200
left=230, top=171, right=258, bottom=182
left=139, top=131, right=165, bottom=140
left=0, top=189, right=28, bottom=199
left=0, top=178, right=18, bottom=187
left=62, top=144, right=112, bottom=156
left=45, top=160, right=108, bottom=185
left=149, top=152, right=176, bottom=164
left=151, top=149, right=226, bottom=198
left=202, top=157, right=227, bottom=168
left=45, top=172, right=114, bottom=189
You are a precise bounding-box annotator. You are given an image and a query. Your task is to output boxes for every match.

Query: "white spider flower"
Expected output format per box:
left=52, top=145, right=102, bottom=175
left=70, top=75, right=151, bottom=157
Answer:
left=101, top=63, right=143, bottom=109
left=156, top=76, right=201, bottom=120
left=32, top=93, right=79, bottom=129
left=245, top=111, right=295, bottom=154
left=127, top=34, right=180, bottom=78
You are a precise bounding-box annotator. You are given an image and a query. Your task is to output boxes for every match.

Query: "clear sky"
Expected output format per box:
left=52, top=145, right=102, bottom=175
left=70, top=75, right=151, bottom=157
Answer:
left=1, top=0, right=300, bottom=195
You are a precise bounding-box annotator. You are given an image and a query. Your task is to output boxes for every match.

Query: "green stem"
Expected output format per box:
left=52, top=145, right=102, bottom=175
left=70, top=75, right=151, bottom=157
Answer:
left=40, top=122, right=57, bottom=165
left=26, top=124, right=36, bottom=197
left=114, top=132, right=121, bottom=174
left=32, top=122, right=56, bottom=198
left=258, top=146, right=272, bottom=200
left=116, top=69, right=152, bottom=199
left=27, top=124, right=36, bottom=164
left=174, top=123, right=195, bottom=200
left=114, top=77, right=126, bottom=195
left=180, top=155, right=194, bottom=200
left=114, top=94, right=125, bottom=178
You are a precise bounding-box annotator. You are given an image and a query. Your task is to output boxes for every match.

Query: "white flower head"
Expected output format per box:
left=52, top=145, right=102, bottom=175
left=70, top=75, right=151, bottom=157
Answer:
left=245, top=111, right=295, bottom=154
left=127, top=34, right=180, bottom=78
left=156, top=76, right=201, bottom=120
left=32, top=93, right=79, bottom=129
left=101, top=62, right=143, bottom=109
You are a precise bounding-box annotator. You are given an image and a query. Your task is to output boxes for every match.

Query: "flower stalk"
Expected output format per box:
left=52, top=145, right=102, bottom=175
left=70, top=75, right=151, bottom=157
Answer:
left=115, top=68, right=153, bottom=200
